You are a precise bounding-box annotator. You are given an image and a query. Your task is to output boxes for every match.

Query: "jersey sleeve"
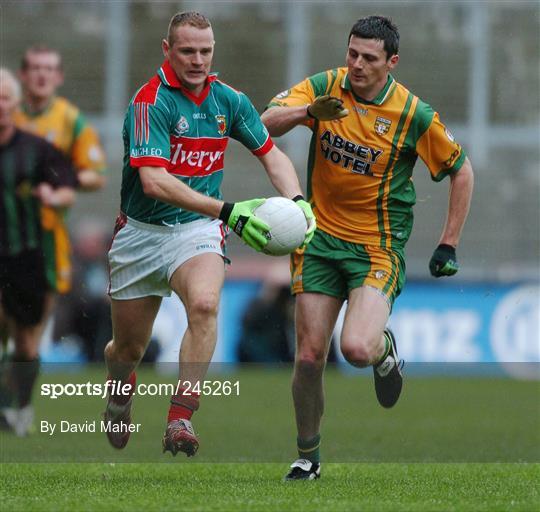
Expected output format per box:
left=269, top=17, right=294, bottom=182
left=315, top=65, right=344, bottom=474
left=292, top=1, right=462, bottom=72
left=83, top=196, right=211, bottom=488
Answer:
left=128, top=99, right=171, bottom=168
left=70, top=113, right=107, bottom=174
left=266, top=71, right=335, bottom=130
left=230, top=93, right=274, bottom=156
left=40, top=140, right=77, bottom=189
left=415, top=110, right=466, bottom=182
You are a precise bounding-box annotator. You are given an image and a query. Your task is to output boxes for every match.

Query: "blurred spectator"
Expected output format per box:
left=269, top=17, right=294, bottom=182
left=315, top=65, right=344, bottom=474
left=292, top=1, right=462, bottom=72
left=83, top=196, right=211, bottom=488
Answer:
left=237, top=262, right=337, bottom=363
left=0, top=68, right=76, bottom=436
left=12, top=45, right=107, bottom=357
left=238, top=283, right=296, bottom=363
left=53, top=221, right=111, bottom=361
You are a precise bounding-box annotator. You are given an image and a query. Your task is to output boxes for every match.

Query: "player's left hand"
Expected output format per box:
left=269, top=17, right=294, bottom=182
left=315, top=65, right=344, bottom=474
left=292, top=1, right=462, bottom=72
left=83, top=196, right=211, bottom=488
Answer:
left=293, top=196, right=316, bottom=247
left=429, top=244, right=459, bottom=277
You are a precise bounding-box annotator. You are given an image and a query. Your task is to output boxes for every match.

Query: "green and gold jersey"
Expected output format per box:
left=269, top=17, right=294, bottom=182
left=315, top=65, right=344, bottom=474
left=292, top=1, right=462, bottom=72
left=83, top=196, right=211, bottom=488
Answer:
left=268, top=67, right=465, bottom=249
left=14, top=96, right=106, bottom=174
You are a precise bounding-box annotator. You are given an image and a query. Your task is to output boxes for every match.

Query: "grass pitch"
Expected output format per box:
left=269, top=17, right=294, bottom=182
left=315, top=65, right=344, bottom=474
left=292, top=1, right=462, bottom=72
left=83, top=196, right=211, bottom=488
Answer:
left=3, top=462, right=539, bottom=511
left=1, top=366, right=539, bottom=510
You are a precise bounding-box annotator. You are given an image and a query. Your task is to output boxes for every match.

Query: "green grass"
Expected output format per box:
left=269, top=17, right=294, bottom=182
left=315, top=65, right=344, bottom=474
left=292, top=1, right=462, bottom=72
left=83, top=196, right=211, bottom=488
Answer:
left=1, top=367, right=539, bottom=510
left=2, top=366, right=538, bottom=463
left=2, top=462, right=539, bottom=511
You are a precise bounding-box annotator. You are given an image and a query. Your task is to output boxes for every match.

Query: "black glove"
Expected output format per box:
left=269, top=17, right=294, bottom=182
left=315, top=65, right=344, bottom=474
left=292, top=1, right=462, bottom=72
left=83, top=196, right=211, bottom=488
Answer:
left=429, top=244, right=459, bottom=277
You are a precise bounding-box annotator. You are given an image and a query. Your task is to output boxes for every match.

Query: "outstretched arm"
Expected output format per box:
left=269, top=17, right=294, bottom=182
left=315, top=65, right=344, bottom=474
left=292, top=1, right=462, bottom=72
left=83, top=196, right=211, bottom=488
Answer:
left=261, top=105, right=311, bottom=137
left=261, top=95, right=349, bottom=137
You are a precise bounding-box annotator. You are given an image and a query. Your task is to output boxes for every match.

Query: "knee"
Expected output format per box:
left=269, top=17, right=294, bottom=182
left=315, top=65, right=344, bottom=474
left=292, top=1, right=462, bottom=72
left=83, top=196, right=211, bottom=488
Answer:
left=188, top=295, right=219, bottom=322
left=340, top=337, right=377, bottom=368
left=105, top=339, right=145, bottom=363
left=295, top=346, right=327, bottom=375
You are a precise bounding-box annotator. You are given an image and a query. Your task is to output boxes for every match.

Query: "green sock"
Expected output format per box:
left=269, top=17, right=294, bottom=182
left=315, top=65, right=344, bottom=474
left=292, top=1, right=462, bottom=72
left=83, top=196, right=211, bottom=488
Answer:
left=297, top=434, right=321, bottom=464
left=376, top=331, right=392, bottom=366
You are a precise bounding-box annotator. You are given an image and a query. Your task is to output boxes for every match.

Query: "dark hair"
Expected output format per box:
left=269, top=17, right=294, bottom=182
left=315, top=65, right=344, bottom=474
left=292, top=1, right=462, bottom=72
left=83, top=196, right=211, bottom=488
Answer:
left=167, top=11, right=211, bottom=46
left=348, top=16, right=399, bottom=58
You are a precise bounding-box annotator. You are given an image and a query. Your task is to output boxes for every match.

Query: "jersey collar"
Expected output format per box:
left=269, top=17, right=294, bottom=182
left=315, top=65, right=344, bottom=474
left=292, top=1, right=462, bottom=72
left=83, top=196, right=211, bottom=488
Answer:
left=157, top=60, right=218, bottom=106
left=20, top=96, right=56, bottom=117
left=341, top=73, right=396, bottom=106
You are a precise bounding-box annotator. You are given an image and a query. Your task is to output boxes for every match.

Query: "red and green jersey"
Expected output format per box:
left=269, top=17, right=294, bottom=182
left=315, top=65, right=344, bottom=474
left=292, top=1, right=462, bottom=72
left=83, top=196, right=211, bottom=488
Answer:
left=268, top=67, right=465, bottom=249
left=122, top=60, right=273, bottom=225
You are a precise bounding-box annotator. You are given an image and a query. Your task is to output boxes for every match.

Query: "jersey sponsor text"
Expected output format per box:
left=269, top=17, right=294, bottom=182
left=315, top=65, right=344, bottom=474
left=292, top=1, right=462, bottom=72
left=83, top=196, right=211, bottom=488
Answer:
left=320, top=129, right=383, bottom=176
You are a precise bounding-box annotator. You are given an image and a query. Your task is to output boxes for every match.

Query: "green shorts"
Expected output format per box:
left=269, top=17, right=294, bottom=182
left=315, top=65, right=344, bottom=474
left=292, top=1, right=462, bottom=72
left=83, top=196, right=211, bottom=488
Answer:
left=290, top=229, right=406, bottom=307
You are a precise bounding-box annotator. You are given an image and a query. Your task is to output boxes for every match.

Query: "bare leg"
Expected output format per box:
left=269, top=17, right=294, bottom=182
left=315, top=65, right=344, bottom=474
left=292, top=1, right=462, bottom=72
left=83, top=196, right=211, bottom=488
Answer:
left=340, top=287, right=390, bottom=367
left=169, top=253, right=225, bottom=388
left=293, top=293, right=343, bottom=440
left=162, top=253, right=225, bottom=457
left=104, top=296, right=162, bottom=382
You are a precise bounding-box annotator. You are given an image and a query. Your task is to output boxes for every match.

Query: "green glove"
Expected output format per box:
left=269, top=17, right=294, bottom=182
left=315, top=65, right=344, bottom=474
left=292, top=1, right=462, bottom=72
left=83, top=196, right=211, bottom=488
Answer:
left=429, top=244, right=459, bottom=277
left=307, top=95, right=349, bottom=121
left=219, top=199, right=270, bottom=252
left=293, top=195, right=316, bottom=246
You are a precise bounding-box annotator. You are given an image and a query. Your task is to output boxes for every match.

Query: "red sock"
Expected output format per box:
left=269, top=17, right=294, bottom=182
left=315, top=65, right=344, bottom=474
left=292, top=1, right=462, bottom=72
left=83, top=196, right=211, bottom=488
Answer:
left=107, top=372, right=136, bottom=406
left=168, top=386, right=200, bottom=422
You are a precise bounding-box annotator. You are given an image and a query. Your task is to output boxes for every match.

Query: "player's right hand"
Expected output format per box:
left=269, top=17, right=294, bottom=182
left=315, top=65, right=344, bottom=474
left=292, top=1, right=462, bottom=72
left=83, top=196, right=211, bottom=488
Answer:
left=219, top=198, right=270, bottom=252
left=429, top=244, right=459, bottom=277
left=307, top=95, right=349, bottom=121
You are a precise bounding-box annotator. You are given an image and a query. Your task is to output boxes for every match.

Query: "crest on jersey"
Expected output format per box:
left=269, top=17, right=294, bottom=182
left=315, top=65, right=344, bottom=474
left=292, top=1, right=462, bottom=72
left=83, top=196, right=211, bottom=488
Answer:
left=374, top=116, right=392, bottom=135
left=275, top=89, right=290, bottom=100
left=215, top=115, right=227, bottom=135
left=174, top=116, right=190, bottom=136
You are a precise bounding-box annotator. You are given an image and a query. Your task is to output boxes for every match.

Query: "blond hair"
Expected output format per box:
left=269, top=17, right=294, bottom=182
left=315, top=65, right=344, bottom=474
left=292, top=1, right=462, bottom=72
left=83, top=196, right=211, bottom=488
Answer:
left=167, top=11, right=211, bottom=45
left=0, top=68, right=22, bottom=101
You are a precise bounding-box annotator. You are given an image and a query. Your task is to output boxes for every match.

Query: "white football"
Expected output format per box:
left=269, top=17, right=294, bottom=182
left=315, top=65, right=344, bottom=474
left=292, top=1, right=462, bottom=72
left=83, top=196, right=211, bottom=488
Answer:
left=254, top=197, right=307, bottom=256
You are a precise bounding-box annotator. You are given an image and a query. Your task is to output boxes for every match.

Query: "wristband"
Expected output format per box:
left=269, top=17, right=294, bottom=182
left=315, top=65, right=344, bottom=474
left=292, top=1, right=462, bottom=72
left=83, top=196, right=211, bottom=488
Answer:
left=292, top=195, right=304, bottom=203
left=219, top=202, right=234, bottom=223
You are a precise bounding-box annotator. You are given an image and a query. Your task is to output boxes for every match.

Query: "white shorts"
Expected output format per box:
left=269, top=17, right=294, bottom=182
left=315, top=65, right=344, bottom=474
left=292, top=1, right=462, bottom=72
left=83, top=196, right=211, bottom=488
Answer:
left=108, top=216, right=228, bottom=300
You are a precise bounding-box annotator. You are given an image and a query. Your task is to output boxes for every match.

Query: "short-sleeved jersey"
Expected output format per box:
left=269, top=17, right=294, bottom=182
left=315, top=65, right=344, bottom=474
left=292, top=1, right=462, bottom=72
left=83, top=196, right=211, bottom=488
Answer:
left=0, top=129, right=76, bottom=257
left=14, top=96, right=107, bottom=174
left=121, top=60, right=273, bottom=226
left=268, top=68, right=466, bottom=249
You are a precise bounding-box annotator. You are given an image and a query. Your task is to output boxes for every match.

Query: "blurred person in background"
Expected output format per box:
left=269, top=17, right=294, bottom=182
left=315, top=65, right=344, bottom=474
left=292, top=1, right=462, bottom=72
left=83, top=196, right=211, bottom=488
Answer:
left=0, top=68, right=76, bottom=436
left=237, top=264, right=296, bottom=363
left=53, top=221, right=112, bottom=362
left=262, top=15, right=474, bottom=480
left=12, top=45, right=107, bottom=347
left=103, top=11, right=314, bottom=457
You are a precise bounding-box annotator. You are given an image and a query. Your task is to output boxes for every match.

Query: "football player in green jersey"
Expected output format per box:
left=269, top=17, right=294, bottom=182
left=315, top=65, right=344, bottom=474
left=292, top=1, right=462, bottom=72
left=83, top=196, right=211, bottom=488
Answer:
left=103, top=11, right=315, bottom=456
